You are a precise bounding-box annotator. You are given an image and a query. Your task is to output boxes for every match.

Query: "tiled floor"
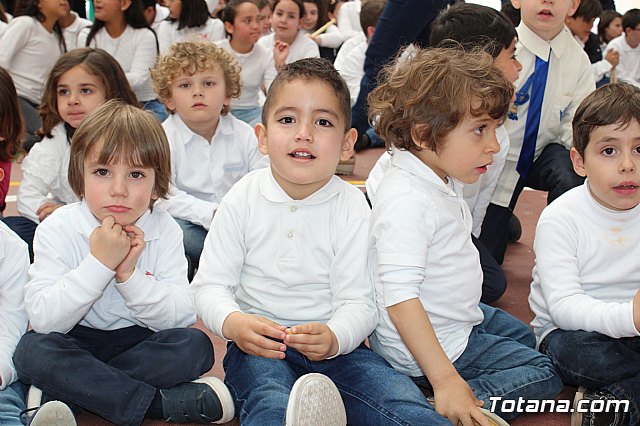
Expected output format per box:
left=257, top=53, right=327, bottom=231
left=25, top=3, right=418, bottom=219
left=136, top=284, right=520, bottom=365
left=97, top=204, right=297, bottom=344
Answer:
left=4, top=147, right=573, bottom=425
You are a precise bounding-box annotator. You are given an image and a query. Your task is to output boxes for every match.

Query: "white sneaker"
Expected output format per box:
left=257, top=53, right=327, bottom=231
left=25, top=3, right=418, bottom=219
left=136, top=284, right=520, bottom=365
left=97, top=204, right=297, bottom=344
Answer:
left=285, top=373, right=347, bottom=426
left=28, top=401, right=76, bottom=426
left=24, top=386, right=43, bottom=422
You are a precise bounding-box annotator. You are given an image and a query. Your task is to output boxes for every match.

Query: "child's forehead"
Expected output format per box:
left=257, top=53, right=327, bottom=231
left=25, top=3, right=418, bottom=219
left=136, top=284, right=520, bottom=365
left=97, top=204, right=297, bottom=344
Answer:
left=270, top=79, right=343, bottom=114
left=173, top=66, right=223, bottom=80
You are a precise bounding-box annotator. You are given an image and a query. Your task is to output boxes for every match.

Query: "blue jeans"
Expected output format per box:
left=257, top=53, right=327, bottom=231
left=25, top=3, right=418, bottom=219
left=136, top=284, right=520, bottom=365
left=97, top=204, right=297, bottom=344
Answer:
left=13, top=326, right=214, bottom=426
left=414, top=304, right=563, bottom=421
left=223, top=342, right=449, bottom=425
left=142, top=99, right=168, bottom=122
left=540, top=329, right=640, bottom=425
left=0, top=381, right=27, bottom=426
left=231, top=107, right=262, bottom=127
left=1, top=216, right=37, bottom=262
left=174, top=218, right=207, bottom=273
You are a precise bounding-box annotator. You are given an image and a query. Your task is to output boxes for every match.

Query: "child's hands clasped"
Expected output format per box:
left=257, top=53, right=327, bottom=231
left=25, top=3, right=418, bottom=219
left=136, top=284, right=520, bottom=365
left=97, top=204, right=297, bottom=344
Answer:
left=432, top=374, right=488, bottom=426
left=114, top=225, right=145, bottom=283
left=90, top=216, right=145, bottom=282
left=222, top=312, right=288, bottom=359
left=284, top=322, right=339, bottom=361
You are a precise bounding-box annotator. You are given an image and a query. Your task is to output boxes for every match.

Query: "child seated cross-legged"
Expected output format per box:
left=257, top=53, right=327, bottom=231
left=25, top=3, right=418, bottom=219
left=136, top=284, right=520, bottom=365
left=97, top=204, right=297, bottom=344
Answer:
left=152, top=41, right=269, bottom=280
left=12, top=100, right=234, bottom=426
left=192, top=58, right=450, bottom=425
left=367, top=47, right=564, bottom=426
left=529, top=82, right=640, bottom=426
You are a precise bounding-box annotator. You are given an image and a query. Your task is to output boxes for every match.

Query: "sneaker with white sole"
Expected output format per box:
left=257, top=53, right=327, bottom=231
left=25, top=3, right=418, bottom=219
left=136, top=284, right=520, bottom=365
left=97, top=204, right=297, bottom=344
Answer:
left=285, top=373, right=347, bottom=426
left=571, top=386, right=626, bottom=426
left=21, top=401, right=76, bottom=426
left=161, top=377, right=235, bottom=424
left=426, top=396, right=510, bottom=426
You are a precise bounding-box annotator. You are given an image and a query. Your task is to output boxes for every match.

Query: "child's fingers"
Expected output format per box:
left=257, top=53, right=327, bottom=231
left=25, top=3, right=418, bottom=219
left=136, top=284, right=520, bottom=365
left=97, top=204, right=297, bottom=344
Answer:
left=101, top=215, right=116, bottom=229
left=123, top=225, right=144, bottom=239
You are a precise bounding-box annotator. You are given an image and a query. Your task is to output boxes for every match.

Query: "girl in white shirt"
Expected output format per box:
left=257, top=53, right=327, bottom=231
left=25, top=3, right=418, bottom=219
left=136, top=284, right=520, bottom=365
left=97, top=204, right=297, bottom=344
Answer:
left=0, top=0, right=68, bottom=151
left=301, top=0, right=343, bottom=62
left=597, top=10, right=623, bottom=52
left=157, top=0, right=225, bottom=54
left=219, top=0, right=276, bottom=126
left=3, top=48, right=139, bottom=260
left=81, top=0, right=166, bottom=120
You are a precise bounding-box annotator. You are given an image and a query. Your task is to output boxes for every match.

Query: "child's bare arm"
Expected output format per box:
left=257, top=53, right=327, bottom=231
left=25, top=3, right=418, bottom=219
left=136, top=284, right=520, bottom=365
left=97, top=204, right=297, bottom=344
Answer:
left=222, top=311, right=288, bottom=359
left=388, top=299, right=489, bottom=426
left=284, top=323, right=339, bottom=360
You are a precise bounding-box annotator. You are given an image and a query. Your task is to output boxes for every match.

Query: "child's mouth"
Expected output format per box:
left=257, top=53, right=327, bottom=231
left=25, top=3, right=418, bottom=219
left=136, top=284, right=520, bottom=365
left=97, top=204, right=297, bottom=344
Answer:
left=289, top=151, right=315, bottom=159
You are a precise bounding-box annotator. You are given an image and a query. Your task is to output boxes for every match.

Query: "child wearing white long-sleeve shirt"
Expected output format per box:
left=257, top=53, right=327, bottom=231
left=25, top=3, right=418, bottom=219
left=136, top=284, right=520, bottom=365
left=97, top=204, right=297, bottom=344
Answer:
left=192, top=58, right=452, bottom=426
left=529, top=83, right=640, bottom=426
left=151, top=41, right=268, bottom=280
left=12, top=100, right=234, bottom=426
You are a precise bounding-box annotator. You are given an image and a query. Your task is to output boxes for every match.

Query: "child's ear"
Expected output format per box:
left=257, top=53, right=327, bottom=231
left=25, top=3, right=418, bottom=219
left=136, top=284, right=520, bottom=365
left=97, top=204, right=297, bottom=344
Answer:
left=410, top=123, right=432, bottom=151
left=570, top=147, right=587, bottom=177
left=340, top=128, right=357, bottom=161
left=164, top=98, right=175, bottom=113
left=120, top=0, right=132, bottom=12
left=566, top=0, right=580, bottom=18
left=256, top=123, right=269, bottom=155
left=511, top=0, right=521, bottom=10
left=224, top=20, right=234, bottom=35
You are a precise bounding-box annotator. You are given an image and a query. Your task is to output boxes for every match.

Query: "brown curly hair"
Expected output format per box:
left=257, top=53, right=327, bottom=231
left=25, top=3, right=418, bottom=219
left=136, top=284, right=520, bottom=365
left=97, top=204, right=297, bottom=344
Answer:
left=368, top=46, right=514, bottom=153
left=151, top=41, right=242, bottom=116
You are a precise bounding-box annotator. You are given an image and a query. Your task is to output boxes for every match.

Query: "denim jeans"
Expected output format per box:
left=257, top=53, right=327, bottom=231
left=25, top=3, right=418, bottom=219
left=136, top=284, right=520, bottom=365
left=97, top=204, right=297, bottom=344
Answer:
left=223, top=342, right=449, bottom=425
left=231, top=107, right=262, bottom=127
left=174, top=218, right=207, bottom=275
left=1, top=216, right=37, bottom=262
left=0, top=381, right=27, bottom=426
left=540, top=329, right=640, bottom=425
left=142, top=99, right=169, bottom=122
left=13, top=326, right=214, bottom=426
left=414, top=304, right=563, bottom=421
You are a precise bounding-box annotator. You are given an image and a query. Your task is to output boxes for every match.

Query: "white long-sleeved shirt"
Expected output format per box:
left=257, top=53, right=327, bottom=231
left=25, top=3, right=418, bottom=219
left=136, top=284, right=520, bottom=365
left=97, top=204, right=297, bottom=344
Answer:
left=334, top=33, right=366, bottom=107
left=157, top=114, right=268, bottom=230
left=0, top=222, right=29, bottom=390
left=192, top=168, right=377, bottom=357
left=258, top=31, right=319, bottom=88
left=216, top=38, right=276, bottom=109
left=312, top=24, right=344, bottom=49
left=336, top=0, right=361, bottom=40
left=17, top=123, right=78, bottom=224
left=157, top=18, right=225, bottom=55
left=0, top=16, right=63, bottom=104
left=529, top=181, right=640, bottom=345
left=62, top=12, right=92, bottom=50
left=492, top=23, right=595, bottom=207
left=368, top=148, right=484, bottom=377
left=366, top=126, right=510, bottom=238
left=25, top=201, right=195, bottom=334
left=80, top=25, right=158, bottom=102
left=604, top=35, right=640, bottom=88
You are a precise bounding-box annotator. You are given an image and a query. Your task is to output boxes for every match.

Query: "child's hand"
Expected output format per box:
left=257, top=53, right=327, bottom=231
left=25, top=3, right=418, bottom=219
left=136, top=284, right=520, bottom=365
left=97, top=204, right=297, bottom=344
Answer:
left=89, top=216, right=131, bottom=271
left=274, top=40, right=290, bottom=73
left=605, top=49, right=620, bottom=68
left=114, top=225, right=146, bottom=283
left=36, top=202, right=63, bottom=221
left=432, top=374, right=487, bottom=426
left=284, top=322, right=338, bottom=361
left=222, top=312, right=288, bottom=359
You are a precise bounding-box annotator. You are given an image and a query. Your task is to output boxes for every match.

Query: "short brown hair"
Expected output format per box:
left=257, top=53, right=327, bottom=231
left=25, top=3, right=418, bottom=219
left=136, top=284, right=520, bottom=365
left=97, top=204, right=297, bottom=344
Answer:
left=572, top=82, right=640, bottom=157
left=359, top=0, right=385, bottom=36
left=68, top=100, right=171, bottom=205
left=368, top=46, right=513, bottom=153
left=263, top=58, right=351, bottom=130
left=151, top=41, right=242, bottom=116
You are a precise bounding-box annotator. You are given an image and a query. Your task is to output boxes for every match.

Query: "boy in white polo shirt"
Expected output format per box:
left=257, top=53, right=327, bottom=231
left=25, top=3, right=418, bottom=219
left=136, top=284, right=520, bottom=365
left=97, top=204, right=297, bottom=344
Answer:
left=151, top=41, right=268, bottom=280
left=367, top=47, right=563, bottom=425
left=193, top=58, right=452, bottom=425
left=529, top=83, right=640, bottom=426
left=604, top=9, right=640, bottom=87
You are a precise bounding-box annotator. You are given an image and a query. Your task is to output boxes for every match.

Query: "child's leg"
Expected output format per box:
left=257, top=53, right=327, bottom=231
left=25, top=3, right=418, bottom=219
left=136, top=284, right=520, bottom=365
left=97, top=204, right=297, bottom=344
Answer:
left=453, top=305, right=563, bottom=420
left=0, top=381, right=27, bottom=426
left=315, top=344, right=450, bottom=426
left=223, top=342, right=302, bottom=426
left=13, top=326, right=213, bottom=425
left=173, top=218, right=207, bottom=276
left=541, top=329, right=640, bottom=424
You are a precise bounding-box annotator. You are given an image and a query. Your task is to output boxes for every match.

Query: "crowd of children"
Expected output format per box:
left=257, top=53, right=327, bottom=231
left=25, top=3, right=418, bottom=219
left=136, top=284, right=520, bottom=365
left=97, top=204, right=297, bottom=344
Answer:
left=0, top=0, right=639, bottom=425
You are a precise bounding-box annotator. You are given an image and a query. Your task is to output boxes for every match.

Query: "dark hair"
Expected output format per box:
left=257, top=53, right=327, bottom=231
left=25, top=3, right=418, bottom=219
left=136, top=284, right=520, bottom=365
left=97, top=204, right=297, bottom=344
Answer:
left=302, top=0, right=328, bottom=31
left=168, top=0, right=210, bottom=29
left=85, top=0, right=158, bottom=52
left=39, top=48, right=140, bottom=138
left=572, top=0, right=602, bottom=21
left=263, top=57, right=351, bottom=130
left=141, top=0, right=157, bottom=9
left=272, top=0, right=305, bottom=19
left=368, top=47, right=513, bottom=153
left=220, top=0, right=258, bottom=31
left=0, top=67, right=25, bottom=162
left=598, top=10, right=622, bottom=44
left=500, top=2, right=520, bottom=28
left=0, top=2, right=8, bottom=23
left=573, top=83, right=640, bottom=157
left=14, top=0, right=66, bottom=51
left=430, top=2, right=516, bottom=59
left=359, top=0, right=385, bottom=36
left=622, top=8, right=640, bottom=32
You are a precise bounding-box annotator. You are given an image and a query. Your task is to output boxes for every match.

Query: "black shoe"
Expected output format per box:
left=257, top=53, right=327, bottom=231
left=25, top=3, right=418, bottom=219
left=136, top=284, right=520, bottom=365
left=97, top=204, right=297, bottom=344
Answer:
left=161, top=377, right=235, bottom=424
left=572, top=387, right=627, bottom=426
left=508, top=213, right=522, bottom=243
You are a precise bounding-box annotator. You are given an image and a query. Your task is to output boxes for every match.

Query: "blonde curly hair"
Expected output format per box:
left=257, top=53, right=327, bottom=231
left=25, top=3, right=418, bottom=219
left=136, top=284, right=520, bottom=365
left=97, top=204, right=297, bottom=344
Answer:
left=151, top=41, right=242, bottom=116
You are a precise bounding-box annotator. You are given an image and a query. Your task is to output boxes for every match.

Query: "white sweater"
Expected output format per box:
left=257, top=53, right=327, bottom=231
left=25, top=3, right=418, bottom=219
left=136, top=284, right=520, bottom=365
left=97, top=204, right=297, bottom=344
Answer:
left=157, top=18, right=225, bottom=55
left=604, top=35, right=640, bottom=87
left=529, top=181, right=640, bottom=345
left=257, top=31, right=319, bottom=88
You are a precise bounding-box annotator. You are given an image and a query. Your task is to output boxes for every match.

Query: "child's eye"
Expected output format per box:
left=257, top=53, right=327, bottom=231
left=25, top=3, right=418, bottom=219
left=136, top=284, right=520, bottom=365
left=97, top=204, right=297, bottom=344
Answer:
left=178, top=82, right=190, bottom=89
left=634, top=146, right=640, bottom=154
left=204, top=81, right=216, bottom=87
left=57, top=88, right=69, bottom=96
left=602, top=147, right=617, bottom=156
left=94, top=168, right=109, bottom=176
left=316, top=118, right=332, bottom=127
left=130, top=171, right=145, bottom=179
left=278, top=116, right=294, bottom=124
left=473, top=125, right=487, bottom=135
left=81, top=88, right=93, bottom=94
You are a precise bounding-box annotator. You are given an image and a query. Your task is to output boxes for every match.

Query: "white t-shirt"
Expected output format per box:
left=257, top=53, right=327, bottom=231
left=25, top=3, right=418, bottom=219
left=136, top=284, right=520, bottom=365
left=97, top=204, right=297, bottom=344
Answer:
left=192, top=168, right=376, bottom=356
left=605, top=35, right=640, bottom=87
left=258, top=31, right=320, bottom=88
left=0, top=16, right=64, bottom=104
left=26, top=201, right=194, bottom=334
left=157, top=113, right=269, bottom=229
left=62, top=11, right=92, bottom=50
left=334, top=33, right=366, bottom=107
left=529, top=181, right=640, bottom=345
left=0, top=221, right=29, bottom=389
left=368, top=147, right=484, bottom=377
left=157, top=18, right=225, bottom=54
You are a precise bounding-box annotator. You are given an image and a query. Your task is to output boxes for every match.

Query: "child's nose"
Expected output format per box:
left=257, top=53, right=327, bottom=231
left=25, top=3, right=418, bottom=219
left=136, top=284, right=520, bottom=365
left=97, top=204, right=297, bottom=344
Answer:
left=110, top=177, right=128, bottom=196
left=620, top=152, right=636, bottom=173
left=487, top=132, right=500, bottom=154
left=295, top=122, right=312, bottom=142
